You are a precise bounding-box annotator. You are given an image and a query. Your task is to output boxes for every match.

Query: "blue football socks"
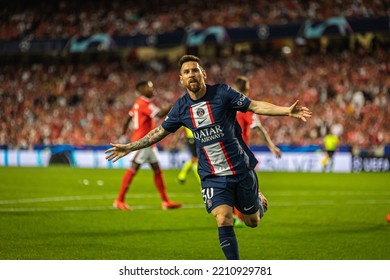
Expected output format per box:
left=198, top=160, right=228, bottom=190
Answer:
left=218, top=226, right=239, bottom=260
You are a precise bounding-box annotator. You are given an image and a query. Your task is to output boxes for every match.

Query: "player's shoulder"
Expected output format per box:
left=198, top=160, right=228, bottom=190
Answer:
left=133, top=96, right=149, bottom=106
left=176, top=93, right=190, bottom=105
left=170, top=93, right=189, bottom=114
left=145, top=96, right=154, bottom=103
left=207, top=83, right=233, bottom=101
left=209, top=83, right=230, bottom=92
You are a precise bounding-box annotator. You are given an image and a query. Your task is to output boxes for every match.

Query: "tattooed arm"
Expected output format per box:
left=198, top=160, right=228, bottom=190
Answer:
left=105, top=125, right=171, bottom=162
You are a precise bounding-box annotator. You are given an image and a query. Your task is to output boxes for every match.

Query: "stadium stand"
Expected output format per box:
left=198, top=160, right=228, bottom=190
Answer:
left=0, top=0, right=389, bottom=157
left=0, top=0, right=388, bottom=40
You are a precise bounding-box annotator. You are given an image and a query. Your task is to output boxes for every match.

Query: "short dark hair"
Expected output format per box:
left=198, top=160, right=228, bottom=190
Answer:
left=234, top=76, right=249, bottom=93
left=135, top=81, right=149, bottom=91
left=178, top=55, right=202, bottom=70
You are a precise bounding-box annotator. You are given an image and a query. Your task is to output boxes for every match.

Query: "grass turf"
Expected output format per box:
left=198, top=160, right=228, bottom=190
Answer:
left=0, top=166, right=389, bottom=260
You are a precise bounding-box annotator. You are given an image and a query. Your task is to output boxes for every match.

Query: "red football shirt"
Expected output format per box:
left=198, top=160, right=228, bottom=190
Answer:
left=236, top=111, right=261, bottom=145
left=129, top=96, right=160, bottom=142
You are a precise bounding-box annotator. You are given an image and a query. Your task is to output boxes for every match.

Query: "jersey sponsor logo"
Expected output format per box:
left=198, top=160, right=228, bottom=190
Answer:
left=193, top=125, right=224, bottom=143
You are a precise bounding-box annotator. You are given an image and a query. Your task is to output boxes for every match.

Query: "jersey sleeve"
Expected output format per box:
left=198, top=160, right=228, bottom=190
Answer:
left=249, top=113, right=262, bottom=129
left=148, top=103, right=160, bottom=118
left=161, top=100, right=183, bottom=133
left=222, top=84, right=251, bottom=112
left=128, top=102, right=136, bottom=117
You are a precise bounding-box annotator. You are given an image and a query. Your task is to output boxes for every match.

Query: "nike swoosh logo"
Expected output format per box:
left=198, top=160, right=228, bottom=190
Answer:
left=198, top=119, right=206, bottom=125
left=244, top=205, right=254, bottom=211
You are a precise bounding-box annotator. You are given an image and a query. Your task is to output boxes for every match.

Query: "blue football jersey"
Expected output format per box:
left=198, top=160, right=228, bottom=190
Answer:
left=162, top=83, right=258, bottom=179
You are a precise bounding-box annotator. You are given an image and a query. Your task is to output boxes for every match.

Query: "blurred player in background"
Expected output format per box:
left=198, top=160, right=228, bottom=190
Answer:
left=176, top=126, right=200, bottom=185
left=113, top=80, right=182, bottom=211
left=234, top=76, right=282, bottom=158
left=106, top=55, right=312, bottom=259
left=321, top=127, right=339, bottom=172
left=233, top=75, right=282, bottom=227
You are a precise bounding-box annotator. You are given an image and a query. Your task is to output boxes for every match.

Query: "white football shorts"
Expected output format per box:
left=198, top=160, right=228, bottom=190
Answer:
left=128, top=146, right=159, bottom=164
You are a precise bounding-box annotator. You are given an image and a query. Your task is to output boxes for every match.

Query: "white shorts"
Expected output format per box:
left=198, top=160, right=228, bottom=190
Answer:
left=128, top=146, right=159, bottom=164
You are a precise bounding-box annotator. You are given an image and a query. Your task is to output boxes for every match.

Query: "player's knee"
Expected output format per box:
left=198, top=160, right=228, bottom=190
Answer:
left=213, top=212, right=234, bottom=226
left=244, top=215, right=260, bottom=228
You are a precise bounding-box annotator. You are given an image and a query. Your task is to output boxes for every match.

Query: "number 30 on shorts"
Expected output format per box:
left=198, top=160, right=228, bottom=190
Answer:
left=201, top=188, right=214, bottom=203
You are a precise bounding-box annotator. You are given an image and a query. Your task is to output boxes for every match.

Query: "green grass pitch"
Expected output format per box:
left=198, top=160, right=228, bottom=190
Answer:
left=0, top=166, right=389, bottom=260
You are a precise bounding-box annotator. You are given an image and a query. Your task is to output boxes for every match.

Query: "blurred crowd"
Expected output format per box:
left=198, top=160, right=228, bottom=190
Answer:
left=1, top=48, right=389, bottom=155
left=1, top=0, right=388, bottom=40
left=1, top=0, right=389, bottom=155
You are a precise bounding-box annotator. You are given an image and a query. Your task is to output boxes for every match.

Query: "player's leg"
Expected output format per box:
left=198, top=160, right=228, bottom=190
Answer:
left=327, top=151, right=335, bottom=172
left=188, top=141, right=201, bottom=184
left=190, top=157, right=201, bottom=184
left=178, top=140, right=199, bottom=184
left=233, top=207, right=245, bottom=228
left=322, top=151, right=330, bottom=172
left=177, top=159, right=192, bottom=184
left=150, top=160, right=182, bottom=210
left=202, top=181, right=239, bottom=260
left=114, top=160, right=140, bottom=211
left=150, top=162, right=168, bottom=201
left=211, top=204, right=239, bottom=260
left=236, top=170, right=267, bottom=227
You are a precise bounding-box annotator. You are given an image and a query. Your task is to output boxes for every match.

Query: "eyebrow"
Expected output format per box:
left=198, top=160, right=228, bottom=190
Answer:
left=182, top=65, right=200, bottom=72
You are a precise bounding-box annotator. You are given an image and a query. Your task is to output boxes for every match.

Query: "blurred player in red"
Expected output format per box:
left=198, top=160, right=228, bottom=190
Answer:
left=113, top=80, right=182, bottom=211
left=233, top=76, right=281, bottom=227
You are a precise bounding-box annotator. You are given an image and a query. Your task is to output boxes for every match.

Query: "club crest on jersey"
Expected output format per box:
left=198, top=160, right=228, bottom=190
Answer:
left=206, top=199, right=212, bottom=209
left=196, top=108, right=205, bottom=117
left=190, top=102, right=214, bottom=128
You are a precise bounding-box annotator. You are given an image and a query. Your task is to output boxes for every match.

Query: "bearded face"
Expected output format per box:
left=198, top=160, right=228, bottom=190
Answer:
left=180, top=61, right=206, bottom=94
left=187, top=77, right=201, bottom=92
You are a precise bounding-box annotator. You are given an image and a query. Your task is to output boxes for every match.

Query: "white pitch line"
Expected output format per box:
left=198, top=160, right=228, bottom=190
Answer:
left=0, top=193, right=197, bottom=205
left=1, top=199, right=389, bottom=213
left=266, top=191, right=390, bottom=196
left=275, top=199, right=390, bottom=206
left=0, top=206, right=113, bottom=212
left=0, top=195, right=116, bottom=204
left=1, top=190, right=388, bottom=206
left=0, top=191, right=389, bottom=213
left=0, top=204, right=206, bottom=212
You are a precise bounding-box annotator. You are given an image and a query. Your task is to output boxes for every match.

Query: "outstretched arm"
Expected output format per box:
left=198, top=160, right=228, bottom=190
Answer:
left=248, top=100, right=312, bottom=122
left=122, top=115, right=132, bottom=135
left=253, top=123, right=282, bottom=158
left=105, top=125, right=171, bottom=162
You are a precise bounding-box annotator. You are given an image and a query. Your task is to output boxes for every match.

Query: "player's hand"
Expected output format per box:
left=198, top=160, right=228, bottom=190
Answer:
left=105, top=143, right=131, bottom=162
left=271, top=146, right=282, bottom=158
left=288, top=100, right=312, bottom=122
